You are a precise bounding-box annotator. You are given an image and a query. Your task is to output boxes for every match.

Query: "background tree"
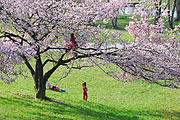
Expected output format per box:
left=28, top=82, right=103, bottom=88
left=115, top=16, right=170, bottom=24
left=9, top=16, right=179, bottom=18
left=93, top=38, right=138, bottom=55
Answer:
left=102, top=0, right=129, bottom=29
left=122, top=0, right=180, bottom=88
left=176, top=0, right=180, bottom=21
left=153, top=0, right=178, bottom=29
left=167, top=0, right=177, bottom=28
left=154, top=0, right=163, bottom=24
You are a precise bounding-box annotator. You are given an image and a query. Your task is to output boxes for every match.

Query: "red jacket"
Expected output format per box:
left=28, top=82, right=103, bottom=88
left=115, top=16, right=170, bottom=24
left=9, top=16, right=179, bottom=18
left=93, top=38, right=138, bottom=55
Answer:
left=70, top=37, right=78, bottom=46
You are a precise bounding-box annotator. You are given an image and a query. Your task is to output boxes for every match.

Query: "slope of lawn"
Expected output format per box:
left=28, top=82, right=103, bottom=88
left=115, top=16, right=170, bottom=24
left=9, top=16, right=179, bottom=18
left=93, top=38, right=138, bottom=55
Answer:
left=1, top=64, right=180, bottom=120
left=0, top=10, right=180, bottom=119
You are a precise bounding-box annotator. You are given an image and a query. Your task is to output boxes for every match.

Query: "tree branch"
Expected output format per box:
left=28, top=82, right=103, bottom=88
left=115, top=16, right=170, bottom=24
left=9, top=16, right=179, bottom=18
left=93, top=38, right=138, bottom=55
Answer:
left=0, top=32, right=32, bottom=46
left=42, top=59, right=58, bottom=67
left=40, top=47, right=68, bottom=54
left=20, top=55, right=35, bottom=76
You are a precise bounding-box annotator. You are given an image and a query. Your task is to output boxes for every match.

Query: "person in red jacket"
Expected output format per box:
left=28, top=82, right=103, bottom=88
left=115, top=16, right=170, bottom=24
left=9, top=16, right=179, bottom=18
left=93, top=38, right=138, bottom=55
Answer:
left=68, top=33, right=78, bottom=48
left=67, top=33, right=78, bottom=56
left=82, top=82, right=88, bottom=101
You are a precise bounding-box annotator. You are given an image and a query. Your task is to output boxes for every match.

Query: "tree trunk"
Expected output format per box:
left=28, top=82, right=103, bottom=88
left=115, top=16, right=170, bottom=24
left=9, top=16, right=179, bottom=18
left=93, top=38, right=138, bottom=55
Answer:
left=34, top=49, right=46, bottom=99
left=112, top=17, right=118, bottom=29
left=34, top=75, right=46, bottom=99
left=168, top=0, right=172, bottom=28
left=176, top=0, right=180, bottom=21
left=112, top=19, right=115, bottom=29
left=154, top=0, right=162, bottom=24
left=33, top=52, right=63, bottom=99
left=22, top=43, right=64, bottom=100
left=168, top=0, right=176, bottom=28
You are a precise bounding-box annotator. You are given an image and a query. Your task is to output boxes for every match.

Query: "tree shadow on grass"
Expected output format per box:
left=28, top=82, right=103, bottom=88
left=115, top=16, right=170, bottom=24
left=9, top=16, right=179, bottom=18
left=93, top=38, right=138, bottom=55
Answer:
left=44, top=98, right=138, bottom=120
left=0, top=96, right=72, bottom=120
left=1, top=96, right=180, bottom=120
left=162, top=110, right=180, bottom=120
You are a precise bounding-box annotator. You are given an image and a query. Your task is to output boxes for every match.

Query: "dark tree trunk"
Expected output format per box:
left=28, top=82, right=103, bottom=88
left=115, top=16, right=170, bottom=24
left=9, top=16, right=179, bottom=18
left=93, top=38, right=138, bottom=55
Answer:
left=112, top=17, right=118, bottom=29
left=176, top=0, right=180, bottom=21
left=167, top=0, right=177, bottom=28
left=154, top=0, right=162, bottom=24
left=30, top=47, right=47, bottom=99
left=34, top=76, right=46, bottom=99
left=21, top=47, right=48, bottom=99
left=169, top=0, right=177, bottom=28
left=33, top=51, right=63, bottom=99
left=34, top=79, right=46, bottom=99
left=168, top=0, right=172, bottom=28
left=34, top=55, right=46, bottom=99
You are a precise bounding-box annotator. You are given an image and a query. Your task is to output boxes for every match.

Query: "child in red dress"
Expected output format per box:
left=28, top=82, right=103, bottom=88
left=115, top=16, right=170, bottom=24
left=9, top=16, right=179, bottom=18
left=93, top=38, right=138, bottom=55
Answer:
left=82, top=82, right=88, bottom=101
left=68, top=33, right=78, bottom=48
left=67, top=33, right=78, bottom=56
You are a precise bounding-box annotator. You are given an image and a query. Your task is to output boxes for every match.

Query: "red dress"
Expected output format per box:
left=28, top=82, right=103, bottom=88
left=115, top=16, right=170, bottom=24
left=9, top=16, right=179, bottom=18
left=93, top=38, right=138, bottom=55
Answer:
left=82, top=85, right=88, bottom=101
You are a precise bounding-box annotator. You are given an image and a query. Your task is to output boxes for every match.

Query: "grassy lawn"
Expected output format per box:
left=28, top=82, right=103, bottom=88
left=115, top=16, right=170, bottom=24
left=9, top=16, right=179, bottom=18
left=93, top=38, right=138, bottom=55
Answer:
left=95, top=15, right=133, bottom=30
left=1, top=64, right=180, bottom=120
left=96, top=14, right=180, bottom=32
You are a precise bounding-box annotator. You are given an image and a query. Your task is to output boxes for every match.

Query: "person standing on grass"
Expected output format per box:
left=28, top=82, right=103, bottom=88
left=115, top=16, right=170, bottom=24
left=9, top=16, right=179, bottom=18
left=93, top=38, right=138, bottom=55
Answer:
left=82, top=82, right=88, bottom=101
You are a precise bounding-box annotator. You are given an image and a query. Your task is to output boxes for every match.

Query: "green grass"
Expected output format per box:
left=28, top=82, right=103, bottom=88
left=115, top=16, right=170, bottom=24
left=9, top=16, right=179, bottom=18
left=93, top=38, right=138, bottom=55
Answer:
left=1, top=65, right=180, bottom=120
left=95, top=15, right=132, bottom=30
left=95, top=4, right=180, bottom=31
left=96, top=15, right=180, bottom=32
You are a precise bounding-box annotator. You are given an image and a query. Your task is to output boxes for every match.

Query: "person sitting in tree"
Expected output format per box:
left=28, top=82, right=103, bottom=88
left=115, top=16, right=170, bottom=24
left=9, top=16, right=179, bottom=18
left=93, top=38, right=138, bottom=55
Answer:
left=67, top=33, right=78, bottom=56
left=68, top=33, right=78, bottom=48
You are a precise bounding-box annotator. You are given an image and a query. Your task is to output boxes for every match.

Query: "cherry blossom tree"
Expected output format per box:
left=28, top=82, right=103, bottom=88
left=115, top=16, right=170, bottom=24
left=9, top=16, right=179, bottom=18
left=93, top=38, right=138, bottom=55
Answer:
left=0, top=0, right=123, bottom=99
left=176, top=0, right=180, bottom=21
left=167, top=0, right=177, bottom=28
left=0, top=40, right=26, bottom=84
left=1, top=0, right=180, bottom=100
left=103, top=0, right=180, bottom=88
left=102, top=0, right=129, bottom=29
left=117, top=0, right=180, bottom=88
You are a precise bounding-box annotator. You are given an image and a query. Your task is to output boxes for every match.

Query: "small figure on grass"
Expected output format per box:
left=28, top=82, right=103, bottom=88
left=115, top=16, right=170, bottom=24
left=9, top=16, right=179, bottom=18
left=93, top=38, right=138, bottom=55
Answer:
left=46, top=81, right=66, bottom=92
left=82, top=82, right=88, bottom=101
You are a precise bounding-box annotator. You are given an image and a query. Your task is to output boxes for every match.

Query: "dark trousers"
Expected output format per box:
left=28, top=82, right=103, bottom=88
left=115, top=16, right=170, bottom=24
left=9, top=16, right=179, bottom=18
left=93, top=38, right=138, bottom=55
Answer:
left=83, top=92, right=88, bottom=101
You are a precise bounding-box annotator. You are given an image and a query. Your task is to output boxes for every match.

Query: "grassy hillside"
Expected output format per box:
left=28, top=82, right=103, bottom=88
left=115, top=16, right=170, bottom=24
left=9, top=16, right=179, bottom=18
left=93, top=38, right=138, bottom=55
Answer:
left=1, top=65, right=180, bottom=120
